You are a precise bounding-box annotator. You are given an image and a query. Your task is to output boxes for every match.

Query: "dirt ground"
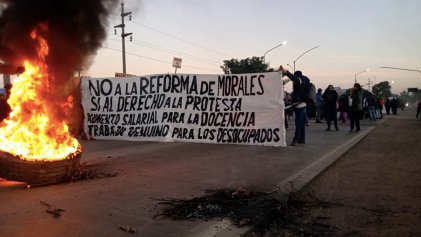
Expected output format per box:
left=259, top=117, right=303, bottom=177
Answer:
left=275, top=108, right=421, bottom=236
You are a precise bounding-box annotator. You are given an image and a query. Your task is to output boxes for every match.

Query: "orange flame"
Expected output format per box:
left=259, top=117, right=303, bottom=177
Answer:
left=0, top=28, right=81, bottom=161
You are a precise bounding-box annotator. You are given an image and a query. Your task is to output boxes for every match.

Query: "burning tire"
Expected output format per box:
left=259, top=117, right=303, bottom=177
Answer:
left=0, top=149, right=81, bottom=185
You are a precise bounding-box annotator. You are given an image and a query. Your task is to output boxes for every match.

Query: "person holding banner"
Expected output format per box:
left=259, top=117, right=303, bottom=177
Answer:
left=279, top=65, right=310, bottom=146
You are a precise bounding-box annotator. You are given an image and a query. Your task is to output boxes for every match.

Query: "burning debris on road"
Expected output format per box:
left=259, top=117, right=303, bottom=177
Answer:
left=69, top=162, right=118, bottom=182
left=154, top=188, right=341, bottom=237
left=0, top=0, right=118, bottom=184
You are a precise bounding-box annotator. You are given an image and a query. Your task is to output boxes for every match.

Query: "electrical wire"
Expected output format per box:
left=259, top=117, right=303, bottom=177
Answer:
left=109, top=37, right=221, bottom=66
left=130, top=21, right=232, bottom=58
left=102, top=46, right=222, bottom=72
left=131, top=40, right=221, bottom=66
left=143, top=9, right=260, bottom=52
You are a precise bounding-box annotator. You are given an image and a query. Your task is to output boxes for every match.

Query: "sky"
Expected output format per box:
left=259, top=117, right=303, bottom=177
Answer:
left=10, top=0, right=421, bottom=94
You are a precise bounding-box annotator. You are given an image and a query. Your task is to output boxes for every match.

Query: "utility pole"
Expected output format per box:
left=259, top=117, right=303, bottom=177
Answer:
left=114, top=2, right=133, bottom=74
left=367, top=78, right=374, bottom=91
left=77, top=68, right=85, bottom=78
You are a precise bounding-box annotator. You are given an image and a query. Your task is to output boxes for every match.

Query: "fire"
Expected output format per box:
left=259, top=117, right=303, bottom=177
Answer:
left=0, top=28, right=81, bottom=161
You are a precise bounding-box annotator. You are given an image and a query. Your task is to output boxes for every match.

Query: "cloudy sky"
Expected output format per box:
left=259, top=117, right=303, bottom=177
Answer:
left=87, top=0, right=421, bottom=93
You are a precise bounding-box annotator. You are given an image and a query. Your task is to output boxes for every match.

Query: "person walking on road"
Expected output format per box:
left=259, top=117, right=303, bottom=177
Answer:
left=322, top=85, right=339, bottom=131
left=350, top=83, right=363, bottom=132
left=385, top=98, right=391, bottom=115
left=416, top=100, right=421, bottom=120
left=314, top=88, right=324, bottom=123
left=279, top=65, right=310, bottom=146
left=391, top=98, right=399, bottom=115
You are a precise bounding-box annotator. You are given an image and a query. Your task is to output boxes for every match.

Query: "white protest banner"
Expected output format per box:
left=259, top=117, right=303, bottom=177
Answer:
left=81, top=72, right=286, bottom=146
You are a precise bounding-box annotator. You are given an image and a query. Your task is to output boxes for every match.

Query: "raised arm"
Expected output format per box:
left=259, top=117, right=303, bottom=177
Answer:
left=278, top=65, right=300, bottom=84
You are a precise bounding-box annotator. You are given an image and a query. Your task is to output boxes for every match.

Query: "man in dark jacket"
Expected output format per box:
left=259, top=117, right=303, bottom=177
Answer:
left=279, top=65, right=308, bottom=146
left=350, top=83, right=363, bottom=132
left=322, top=85, right=339, bottom=131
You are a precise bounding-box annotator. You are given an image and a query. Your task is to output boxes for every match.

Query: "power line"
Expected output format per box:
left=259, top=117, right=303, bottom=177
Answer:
left=143, top=9, right=260, bottom=52
left=109, top=37, right=221, bottom=66
left=102, top=46, right=222, bottom=72
left=131, top=40, right=221, bottom=66
left=104, top=46, right=169, bottom=64
left=130, top=21, right=232, bottom=58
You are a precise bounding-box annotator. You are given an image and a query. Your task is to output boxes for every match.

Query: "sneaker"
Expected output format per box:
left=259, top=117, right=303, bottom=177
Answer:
left=356, top=129, right=361, bottom=132
left=325, top=128, right=331, bottom=131
left=349, top=129, right=354, bottom=132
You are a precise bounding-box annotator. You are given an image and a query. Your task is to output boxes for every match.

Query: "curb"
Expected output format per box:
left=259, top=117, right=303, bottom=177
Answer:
left=207, top=124, right=378, bottom=237
left=276, top=126, right=376, bottom=194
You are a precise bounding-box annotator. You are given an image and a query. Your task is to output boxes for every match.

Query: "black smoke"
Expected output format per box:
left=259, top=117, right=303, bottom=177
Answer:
left=0, top=0, right=119, bottom=135
left=0, top=0, right=118, bottom=78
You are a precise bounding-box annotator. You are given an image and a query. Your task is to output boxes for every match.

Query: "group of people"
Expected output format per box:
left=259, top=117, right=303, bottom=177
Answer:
left=385, top=97, right=403, bottom=115
left=279, top=65, right=383, bottom=146
left=314, top=83, right=366, bottom=133
left=314, top=83, right=382, bottom=132
left=280, top=64, right=421, bottom=147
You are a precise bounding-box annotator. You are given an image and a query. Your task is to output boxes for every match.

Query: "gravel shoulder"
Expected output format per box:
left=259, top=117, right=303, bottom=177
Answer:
left=276, top=107, right=421, bottom=236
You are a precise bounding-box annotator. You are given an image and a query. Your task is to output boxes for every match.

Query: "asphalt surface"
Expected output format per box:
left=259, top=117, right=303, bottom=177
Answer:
left=0, top=116, right=380, bottom=237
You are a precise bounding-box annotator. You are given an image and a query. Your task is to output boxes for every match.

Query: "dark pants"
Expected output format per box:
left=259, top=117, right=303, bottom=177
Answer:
left=350, top=110, right=362, bottom=131
left=294, top=107, right=306, bottom=141
left=392, top=106, right=398, bottom=115
left=325, top=108, right=338, bottom=129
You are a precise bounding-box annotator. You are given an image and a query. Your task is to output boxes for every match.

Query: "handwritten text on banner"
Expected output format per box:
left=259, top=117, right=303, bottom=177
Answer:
left=81, top=72, right=286, bottom=146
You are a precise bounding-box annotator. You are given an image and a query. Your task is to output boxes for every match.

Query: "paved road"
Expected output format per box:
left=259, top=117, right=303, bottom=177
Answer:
left=0, top=117, right=380, bottom=237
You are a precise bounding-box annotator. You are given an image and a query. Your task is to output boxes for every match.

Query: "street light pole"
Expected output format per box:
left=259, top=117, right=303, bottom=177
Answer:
left=380, top=66, right=421, bottom=74
left=354, top=68, right=369, bottom=83
left=293, top=45, right=319, bottom=72
left=263, top=41, right=287, bottom=63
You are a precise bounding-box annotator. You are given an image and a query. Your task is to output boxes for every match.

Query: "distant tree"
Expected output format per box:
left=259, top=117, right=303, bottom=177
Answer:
left=372, top=81, right=392, bottom=99
left=220, top=56, right=274, bottom=74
